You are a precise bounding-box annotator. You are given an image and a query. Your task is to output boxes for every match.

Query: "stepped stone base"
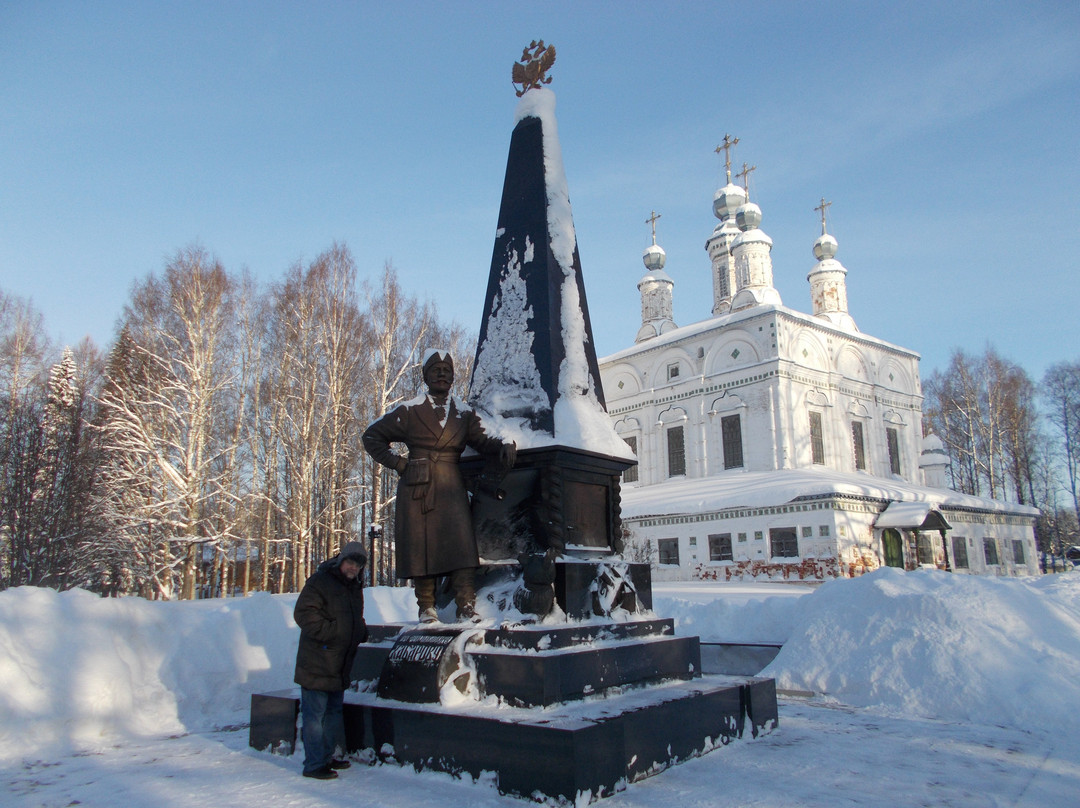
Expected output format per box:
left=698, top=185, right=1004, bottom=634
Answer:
left=252, top=567, right=779, bottom=801
left=251, top=675, right=777, bottom=802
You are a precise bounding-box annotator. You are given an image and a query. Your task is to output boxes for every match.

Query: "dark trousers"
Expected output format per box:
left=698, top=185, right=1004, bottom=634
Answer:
left=300, top=687, right=345, bottom=774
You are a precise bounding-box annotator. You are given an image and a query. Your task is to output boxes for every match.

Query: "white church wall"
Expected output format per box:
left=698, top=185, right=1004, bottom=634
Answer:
left=598, top=186, right=1036, bottom=582
left=705, top=331, right=763, bottom=375
left=624, top=494, right=1039, bottom=582
left=626, top=498, right=873, bottom=583
left=607, top=363, right=643, bottom=397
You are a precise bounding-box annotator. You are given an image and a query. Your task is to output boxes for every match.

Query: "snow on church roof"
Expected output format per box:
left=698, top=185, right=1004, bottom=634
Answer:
left=621, top=467, right=1039, bottom=521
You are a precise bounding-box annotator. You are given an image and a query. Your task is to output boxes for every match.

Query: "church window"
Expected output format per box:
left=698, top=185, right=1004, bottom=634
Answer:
left=667, top=363, right=680, bottom=381
left=916, top=533, right=935, bottom=565
left=667, top=426, right=686, bottom=477
left=622, top=436, right=639, bottom=483
left=886, top=427, right=902, bottom=475
left=1012, top=540, right=1026, bottom=565
left=721, top=414, right=743, bottom=469
left=983, top=538, right=999, bottom=565
left=708, top=533, right=733, bottom=562
left=754, top=530, right=763, bottom=541
left=851, top=421, right=867, bottom=470
left=801, top=526, right=813, bottom=538
left=769, top=528, right=799, bottom=558
left=810, top=412, right=825, bottom=465
left=658, top=538, right=680, bottom=566
left=952, top=536, right=969, bottom=569
left=738, top=532, right=747, bottom=542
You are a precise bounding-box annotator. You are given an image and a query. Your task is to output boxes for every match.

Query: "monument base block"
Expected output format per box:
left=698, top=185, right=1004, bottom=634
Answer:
left=254, top=589, right=778, bottom=801
left=251, top=675, right=776, bottom=802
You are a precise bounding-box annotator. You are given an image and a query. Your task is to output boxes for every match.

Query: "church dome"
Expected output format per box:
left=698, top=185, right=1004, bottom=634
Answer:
left=735, top=201, right=762, bottom=232
left=921, top=432, right=946, bottom=455
left=813, top=233, right=838, bottom=261
left=642, top=243, right=667, bottom=272
left=713, top=183, right=747, bottom=221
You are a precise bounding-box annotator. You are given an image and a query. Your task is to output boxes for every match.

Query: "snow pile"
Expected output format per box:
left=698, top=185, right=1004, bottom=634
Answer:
left=3, top=568, right=1079, bottom=765
left=0, top=584, right=415, bottom=762
left=653, top=581, right=813, bottom=643
left=763, top=567, right=1080, bottom=734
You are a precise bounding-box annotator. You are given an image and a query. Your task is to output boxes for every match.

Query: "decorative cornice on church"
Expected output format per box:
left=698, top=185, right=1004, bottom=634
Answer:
left=936, top=510, right=1034, bottom=526
left=606, top=358, right=921, bottom=419
left=630, top=497, right=838, bottom=528
left=606, top=368, right=779, bottom=416
left=601, top=304, right=920, bottom=375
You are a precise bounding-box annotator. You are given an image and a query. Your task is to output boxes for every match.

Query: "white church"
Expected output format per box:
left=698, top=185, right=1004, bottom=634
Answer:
left=599, top=143, right=1039, bottom=582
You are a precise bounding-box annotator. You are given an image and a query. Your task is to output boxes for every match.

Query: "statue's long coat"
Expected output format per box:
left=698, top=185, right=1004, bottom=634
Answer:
left=362, top=396, right=502, bottom=579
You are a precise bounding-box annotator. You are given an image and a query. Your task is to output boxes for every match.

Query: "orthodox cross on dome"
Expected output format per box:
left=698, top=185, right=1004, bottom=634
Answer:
left=815, top=197, right=833, bottom=235
left=715, top=134, right=739, bottom=182
left=736, top=162, right=757, bottom=198
left=512, top=40, right=557, bottom=96
left=646, top=210, right=662, bottom=245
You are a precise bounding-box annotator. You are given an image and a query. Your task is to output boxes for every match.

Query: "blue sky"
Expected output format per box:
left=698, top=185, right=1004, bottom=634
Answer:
left=2, top=1, right=1078, bottom=379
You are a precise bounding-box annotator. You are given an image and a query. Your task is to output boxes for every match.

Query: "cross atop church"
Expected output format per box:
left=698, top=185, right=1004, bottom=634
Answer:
left=715, top=134, right=739, bottom=182
left=815, top=197, right=832, bottom=235
left=736, top=162, right=756, bottom=198
left=645, top=210, right=662, bottom=245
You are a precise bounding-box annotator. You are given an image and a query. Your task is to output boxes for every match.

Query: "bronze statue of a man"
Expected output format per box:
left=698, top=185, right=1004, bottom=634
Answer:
left=362, top=350, right=515, bottom=622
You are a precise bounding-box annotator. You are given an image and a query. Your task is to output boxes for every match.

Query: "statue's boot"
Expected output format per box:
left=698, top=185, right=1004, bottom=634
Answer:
left=414, top=576, right=438, bottom=623
left=450, top=567, right=478, bottom=621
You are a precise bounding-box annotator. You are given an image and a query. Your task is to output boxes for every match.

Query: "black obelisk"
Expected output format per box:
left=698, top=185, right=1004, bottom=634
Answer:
left=465, top=59, right=634, bottom=561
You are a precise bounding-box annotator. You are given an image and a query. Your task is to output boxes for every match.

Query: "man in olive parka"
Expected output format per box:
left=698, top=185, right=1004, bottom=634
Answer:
left=293, top=541, right=368, bottom=779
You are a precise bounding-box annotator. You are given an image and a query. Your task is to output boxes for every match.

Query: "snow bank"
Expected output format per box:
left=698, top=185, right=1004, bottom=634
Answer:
left=653, top=581, right=813, bottom=643
left=763, top=568, right=1080, bottom=735
left=0, top=584, right=415, bottom=762
left=3, top=569, right=1079, bottom=763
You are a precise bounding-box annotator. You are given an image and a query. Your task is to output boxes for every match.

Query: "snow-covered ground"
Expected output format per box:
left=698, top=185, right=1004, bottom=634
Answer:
left=3, top=569, right=1080, bottom=806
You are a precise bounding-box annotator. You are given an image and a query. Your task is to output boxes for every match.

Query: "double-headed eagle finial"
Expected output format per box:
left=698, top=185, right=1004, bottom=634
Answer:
left=512, top=40, right=556, bottom=97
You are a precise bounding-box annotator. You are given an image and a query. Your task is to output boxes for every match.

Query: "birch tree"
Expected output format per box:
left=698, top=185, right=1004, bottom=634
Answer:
left=1043, top=361, right=1080, bottom=527
left=266, top=245, right=368, bottom=591
left=925, top=348, right=1046, bottom=506
left=94, top=247, right=242, bottom=599
left=0, top=290, right=52, bottom=588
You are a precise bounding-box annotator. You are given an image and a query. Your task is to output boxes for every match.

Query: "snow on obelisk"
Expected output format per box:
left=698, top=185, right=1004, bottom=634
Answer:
left=468, top=45, right=633, bottom=462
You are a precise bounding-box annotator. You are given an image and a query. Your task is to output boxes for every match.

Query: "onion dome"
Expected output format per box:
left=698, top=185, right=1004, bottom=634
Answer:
left=735, top=201, right=762, bottom=232
left=713, top=183, right=748, bottom=221
left=813, top=232, right=839, bottom=261
left=643, top=242, right=667, bottom=272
